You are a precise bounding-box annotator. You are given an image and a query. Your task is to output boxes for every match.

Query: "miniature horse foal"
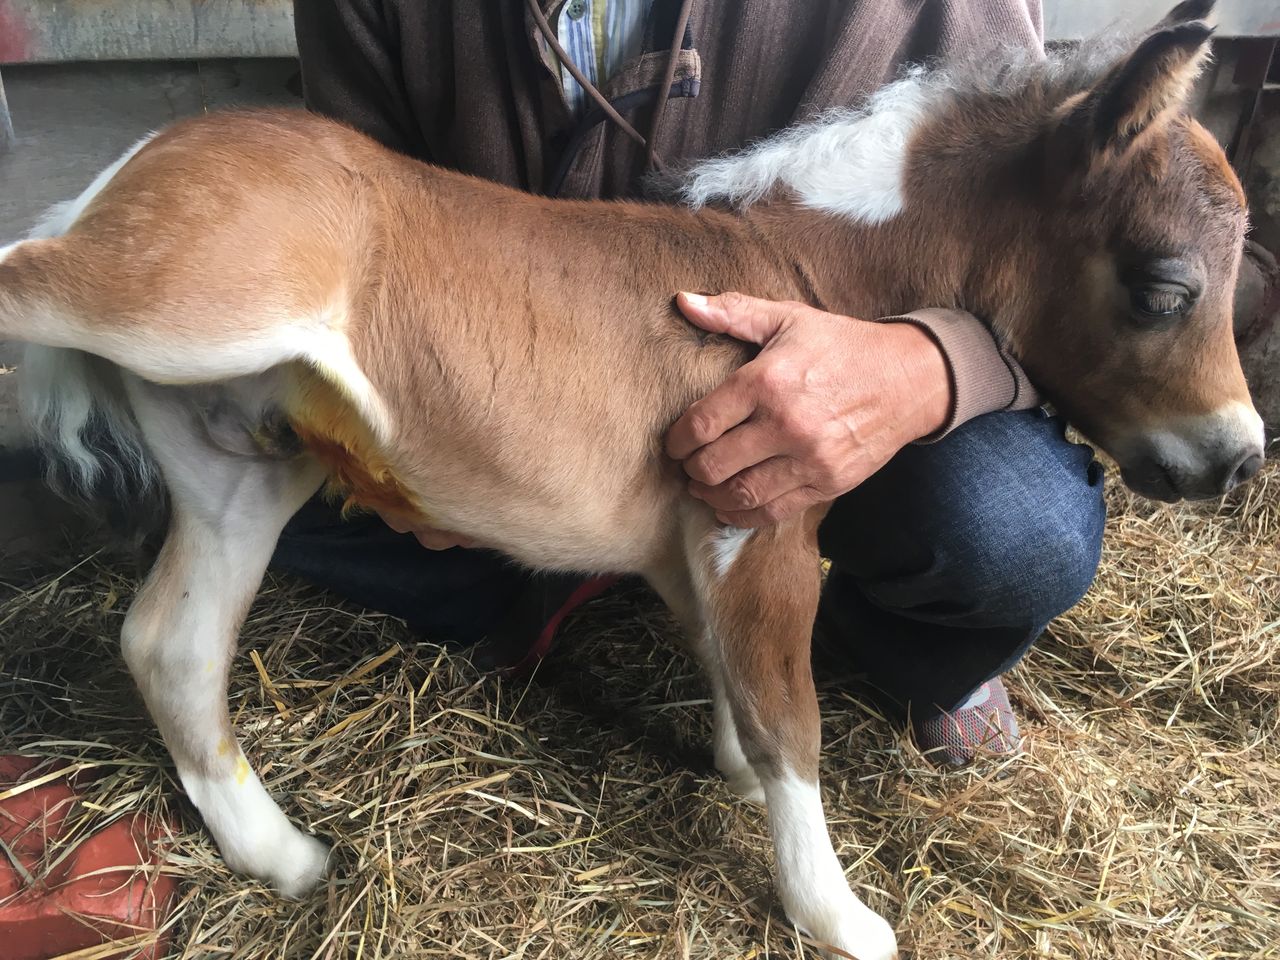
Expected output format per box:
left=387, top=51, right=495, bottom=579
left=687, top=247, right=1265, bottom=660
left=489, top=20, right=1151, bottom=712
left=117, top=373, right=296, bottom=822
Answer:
left=0, top=3, right=1263, bottom=957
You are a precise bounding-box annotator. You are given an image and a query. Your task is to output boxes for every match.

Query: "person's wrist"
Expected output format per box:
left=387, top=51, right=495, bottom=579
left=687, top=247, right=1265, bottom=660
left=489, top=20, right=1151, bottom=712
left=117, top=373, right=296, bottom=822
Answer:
left=884, top=322, right=951, bottom=440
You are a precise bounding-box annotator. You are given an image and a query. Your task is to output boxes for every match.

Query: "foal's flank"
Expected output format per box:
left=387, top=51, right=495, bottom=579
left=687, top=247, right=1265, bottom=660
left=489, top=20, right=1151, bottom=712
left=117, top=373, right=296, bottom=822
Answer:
left=0, top=4, right=1262, bottom=959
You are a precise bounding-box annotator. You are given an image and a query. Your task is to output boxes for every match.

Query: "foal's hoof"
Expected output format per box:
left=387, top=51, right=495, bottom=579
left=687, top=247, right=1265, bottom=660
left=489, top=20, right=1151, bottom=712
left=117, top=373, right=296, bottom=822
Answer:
left=796, top=899, right=898, bottom=960
left=825, top=908, right=898, bottom=960
left=724, top=768, right=767, bottom=806
left=272, top=832, right=332, bottom=899
left=228, top=829, right=331, bottom=899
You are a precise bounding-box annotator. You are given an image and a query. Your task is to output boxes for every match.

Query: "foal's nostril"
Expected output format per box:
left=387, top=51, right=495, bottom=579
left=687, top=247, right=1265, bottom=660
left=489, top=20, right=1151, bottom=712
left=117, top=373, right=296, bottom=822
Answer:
left=1226, top=452, right=1264, bottom=491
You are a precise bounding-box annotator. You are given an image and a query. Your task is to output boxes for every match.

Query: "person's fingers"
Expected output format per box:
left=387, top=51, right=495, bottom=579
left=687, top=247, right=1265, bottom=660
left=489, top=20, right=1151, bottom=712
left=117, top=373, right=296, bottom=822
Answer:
left=688, top=455, right=805, bottom=512
left=675, top=291, right=799, bottom=345
left=682, top=421, right=775, bottom=487
left=665, top=368, right=759, bottom=460
left=714, top=485, right=825, bottom=528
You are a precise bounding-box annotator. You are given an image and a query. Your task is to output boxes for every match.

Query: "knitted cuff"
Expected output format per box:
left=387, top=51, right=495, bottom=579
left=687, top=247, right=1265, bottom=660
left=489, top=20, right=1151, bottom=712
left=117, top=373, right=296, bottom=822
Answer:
left=875, top=308, right=1041, bottom=442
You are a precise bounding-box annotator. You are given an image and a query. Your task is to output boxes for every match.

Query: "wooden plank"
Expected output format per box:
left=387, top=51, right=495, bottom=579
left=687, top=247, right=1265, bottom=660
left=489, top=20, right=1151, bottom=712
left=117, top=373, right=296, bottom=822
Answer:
left=0, top=0, right=295, bottom=64
left=0, top=0, right=1277, bottom=67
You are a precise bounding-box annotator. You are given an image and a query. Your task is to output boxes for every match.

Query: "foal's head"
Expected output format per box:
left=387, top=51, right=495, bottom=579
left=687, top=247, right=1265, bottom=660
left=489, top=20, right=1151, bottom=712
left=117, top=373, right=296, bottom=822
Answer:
left=680, top=1, right=1260, bottom=499
left=995, top=1, right=1263, bottom=500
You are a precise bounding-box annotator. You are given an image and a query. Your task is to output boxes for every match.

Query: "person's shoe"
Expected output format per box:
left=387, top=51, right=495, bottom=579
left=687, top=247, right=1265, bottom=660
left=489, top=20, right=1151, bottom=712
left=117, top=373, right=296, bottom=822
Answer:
left=913, top=677, right=1021, bottom=766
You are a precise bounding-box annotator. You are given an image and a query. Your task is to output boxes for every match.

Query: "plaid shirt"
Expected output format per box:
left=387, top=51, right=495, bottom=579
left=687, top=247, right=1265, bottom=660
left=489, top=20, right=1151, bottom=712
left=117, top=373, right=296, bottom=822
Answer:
left=555, top=0, right=653, bottom=116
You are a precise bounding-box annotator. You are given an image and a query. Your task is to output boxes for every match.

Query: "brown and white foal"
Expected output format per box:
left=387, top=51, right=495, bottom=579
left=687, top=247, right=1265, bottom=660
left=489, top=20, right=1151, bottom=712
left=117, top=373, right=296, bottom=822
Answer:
left=0, top=4, right=1263, bottom=958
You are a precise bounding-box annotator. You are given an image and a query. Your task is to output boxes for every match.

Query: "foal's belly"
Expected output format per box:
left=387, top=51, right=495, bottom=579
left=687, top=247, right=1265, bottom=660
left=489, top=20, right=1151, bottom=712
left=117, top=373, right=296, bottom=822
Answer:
left=285, top=366, right=679, bottom=575
left=395, top=448, right=682, bottom=574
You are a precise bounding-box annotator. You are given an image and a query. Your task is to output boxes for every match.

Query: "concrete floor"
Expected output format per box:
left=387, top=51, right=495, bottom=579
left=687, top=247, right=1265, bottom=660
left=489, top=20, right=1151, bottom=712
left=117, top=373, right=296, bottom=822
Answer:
left=0, top=60, right=298, bottom=552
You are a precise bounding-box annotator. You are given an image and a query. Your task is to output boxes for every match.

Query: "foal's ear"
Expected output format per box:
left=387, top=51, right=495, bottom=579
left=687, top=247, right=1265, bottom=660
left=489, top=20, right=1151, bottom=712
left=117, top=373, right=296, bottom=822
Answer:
left=1091, top=21, right=1213, bottom=154
left=1069, top=15, right=1214, bottom=162
left=1156, top=0, right=1215, bottom=30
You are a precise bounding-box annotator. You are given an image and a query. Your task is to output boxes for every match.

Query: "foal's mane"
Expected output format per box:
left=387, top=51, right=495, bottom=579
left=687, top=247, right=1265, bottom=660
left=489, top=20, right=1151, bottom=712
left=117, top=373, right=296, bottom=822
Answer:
left=673, top=36, right=1137, bottom=219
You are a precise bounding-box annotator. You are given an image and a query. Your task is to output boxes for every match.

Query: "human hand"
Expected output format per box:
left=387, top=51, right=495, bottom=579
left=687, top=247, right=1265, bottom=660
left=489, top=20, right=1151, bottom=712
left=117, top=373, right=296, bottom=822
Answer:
left=665, top=292, right=951, bottom=527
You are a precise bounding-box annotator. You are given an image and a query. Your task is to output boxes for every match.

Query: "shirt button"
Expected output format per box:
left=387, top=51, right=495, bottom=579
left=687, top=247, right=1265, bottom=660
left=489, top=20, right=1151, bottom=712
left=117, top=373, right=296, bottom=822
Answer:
left=566, top=0, right=586, bottom=20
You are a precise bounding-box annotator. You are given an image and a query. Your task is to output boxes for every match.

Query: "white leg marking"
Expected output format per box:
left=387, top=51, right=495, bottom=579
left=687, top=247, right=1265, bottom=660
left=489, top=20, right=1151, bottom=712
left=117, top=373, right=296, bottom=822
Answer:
left=124, top=507, right=329, bottom=896
left=764, top=773, right=898, bottom=960
left=181, top=761, right=330, bottom=898
left=709, top=524, right=753, bottom=579
left=645, top=548, right=764, bottom=803
left=714, top=705, right=764, bottom=803
left=710, top=669, right=764, bottom=803
left=121, top=377, right=329, bottom=896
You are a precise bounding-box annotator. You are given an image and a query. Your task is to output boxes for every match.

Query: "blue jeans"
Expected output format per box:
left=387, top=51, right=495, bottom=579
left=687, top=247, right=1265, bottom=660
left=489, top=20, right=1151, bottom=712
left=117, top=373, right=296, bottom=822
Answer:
left=817, top=409, right=1106, bottom=715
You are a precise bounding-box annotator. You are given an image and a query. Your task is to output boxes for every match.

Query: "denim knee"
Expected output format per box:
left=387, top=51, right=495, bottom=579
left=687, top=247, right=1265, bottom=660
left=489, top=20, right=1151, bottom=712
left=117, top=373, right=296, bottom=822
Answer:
left=932, top=463, right=1107, bottom=632
left=822, top=411, right=1107, bottom=635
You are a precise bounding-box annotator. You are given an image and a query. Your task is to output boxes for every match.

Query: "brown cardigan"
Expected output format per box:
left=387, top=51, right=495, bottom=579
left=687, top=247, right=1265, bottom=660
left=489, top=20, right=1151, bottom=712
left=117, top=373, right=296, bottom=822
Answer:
left=294, top=0, right=1043, bottom=435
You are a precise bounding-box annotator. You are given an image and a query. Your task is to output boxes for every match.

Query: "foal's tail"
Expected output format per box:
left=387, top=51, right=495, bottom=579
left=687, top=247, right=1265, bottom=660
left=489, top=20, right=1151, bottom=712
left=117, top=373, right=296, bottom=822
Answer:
left=0, top=123, right=389, bottom=499
left=19, top=344, right=158, bottom=500
left=1, top=135, right=163, bottom=499
left=0, top=168, right=160, bottom=499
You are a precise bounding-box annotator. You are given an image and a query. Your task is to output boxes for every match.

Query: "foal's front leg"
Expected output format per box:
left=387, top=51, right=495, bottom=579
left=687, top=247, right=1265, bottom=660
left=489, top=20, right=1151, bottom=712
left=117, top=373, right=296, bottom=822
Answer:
left=702, top=520, right=899, bottom=960
left=120, top=380, right=329, bottom=896
left=644, top=546, right=764, bottom=804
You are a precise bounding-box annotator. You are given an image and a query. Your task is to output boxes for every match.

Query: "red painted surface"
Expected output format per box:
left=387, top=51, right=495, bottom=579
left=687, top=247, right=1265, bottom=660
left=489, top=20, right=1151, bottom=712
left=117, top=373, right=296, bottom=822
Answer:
left=0, top=0, right=33, bottom=63
left=513, top=574, right=621, bottom=672
left=0, top=756, right=179, bottom=960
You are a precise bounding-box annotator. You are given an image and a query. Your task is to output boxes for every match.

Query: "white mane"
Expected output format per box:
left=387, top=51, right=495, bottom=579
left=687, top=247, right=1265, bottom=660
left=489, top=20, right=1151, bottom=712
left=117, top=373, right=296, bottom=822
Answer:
left=678, top=69, right=934, bottom=225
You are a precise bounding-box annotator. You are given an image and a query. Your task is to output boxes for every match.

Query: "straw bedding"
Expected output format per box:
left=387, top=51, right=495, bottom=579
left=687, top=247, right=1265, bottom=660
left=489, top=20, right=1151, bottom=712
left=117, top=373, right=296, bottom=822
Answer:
left=1, top=461, right=1276, bottom=959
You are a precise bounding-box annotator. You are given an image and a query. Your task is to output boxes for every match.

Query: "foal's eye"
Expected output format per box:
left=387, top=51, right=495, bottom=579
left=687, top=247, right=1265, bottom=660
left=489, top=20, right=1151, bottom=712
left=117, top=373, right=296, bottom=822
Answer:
left=1130, top=283, right=1192, bottom=321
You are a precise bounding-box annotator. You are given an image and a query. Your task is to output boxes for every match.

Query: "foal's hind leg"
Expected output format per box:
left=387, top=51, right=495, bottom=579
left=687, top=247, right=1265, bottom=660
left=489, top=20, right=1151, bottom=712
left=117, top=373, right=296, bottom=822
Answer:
left=698, top=516, right=898, bottom=960
left=119, top=376, right=329, bottom=896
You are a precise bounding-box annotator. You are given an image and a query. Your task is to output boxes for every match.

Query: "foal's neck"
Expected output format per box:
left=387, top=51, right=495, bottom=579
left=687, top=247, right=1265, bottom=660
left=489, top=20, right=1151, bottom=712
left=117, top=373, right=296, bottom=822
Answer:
left=713, top=76, right=1040, bottom=334
left=742, top=179, right=1018, bottom=329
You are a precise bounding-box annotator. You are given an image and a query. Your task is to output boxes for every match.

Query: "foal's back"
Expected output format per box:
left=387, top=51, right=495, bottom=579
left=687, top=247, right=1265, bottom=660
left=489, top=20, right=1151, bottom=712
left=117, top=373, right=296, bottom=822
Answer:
left=25, top=109, right=778, bottom=567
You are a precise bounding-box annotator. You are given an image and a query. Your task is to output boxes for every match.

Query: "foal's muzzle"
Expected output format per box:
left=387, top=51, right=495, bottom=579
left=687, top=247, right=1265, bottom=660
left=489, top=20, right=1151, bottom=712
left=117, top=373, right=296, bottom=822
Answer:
left=1118, top=403, right=1266, bottom=502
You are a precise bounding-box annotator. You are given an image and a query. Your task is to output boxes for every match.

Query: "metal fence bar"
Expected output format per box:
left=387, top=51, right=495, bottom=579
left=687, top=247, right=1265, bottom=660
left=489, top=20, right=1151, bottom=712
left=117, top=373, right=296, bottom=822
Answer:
left=0, top=70, right=13, bottom=152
